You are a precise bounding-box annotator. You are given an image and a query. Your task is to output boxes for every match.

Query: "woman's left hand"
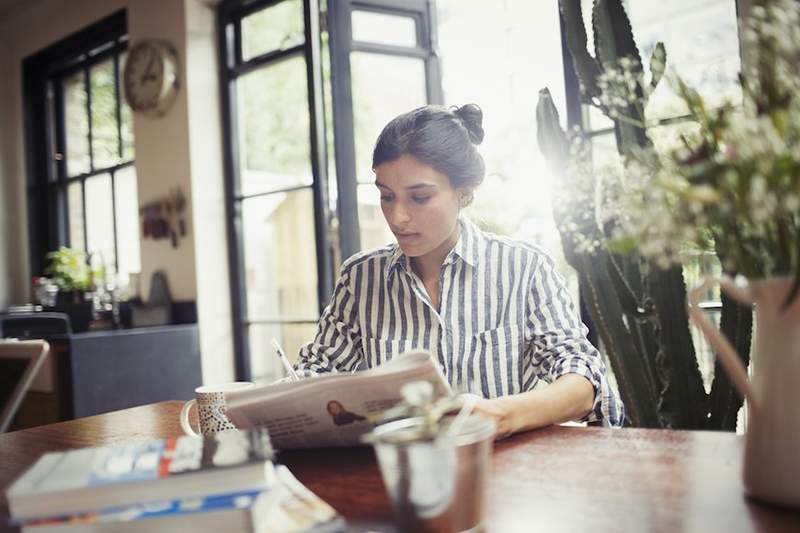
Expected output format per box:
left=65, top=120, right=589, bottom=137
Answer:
left=472, top=396, right=518, bottom=439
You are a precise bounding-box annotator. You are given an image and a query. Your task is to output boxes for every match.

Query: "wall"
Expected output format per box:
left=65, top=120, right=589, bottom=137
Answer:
left=0, top=0, right=234, bottom=383
left=0, top=0, right=128, bottom=306
left=0, top=35, right=13, bottom=310
left=183, top=0, right=234, bottom=383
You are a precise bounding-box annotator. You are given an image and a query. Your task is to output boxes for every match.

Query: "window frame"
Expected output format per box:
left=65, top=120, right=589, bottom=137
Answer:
left=218, top=0, right=332, bottom=381
left=23, top=10, right=130, bottom=280
left=49, top=41, right=133, bottom=270
left=327, top=0, right=443, bottom=258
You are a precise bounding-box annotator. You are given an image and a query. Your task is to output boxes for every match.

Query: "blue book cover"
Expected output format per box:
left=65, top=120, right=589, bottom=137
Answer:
left=19, top=466, right=347, bottom=533
left=7, top=428, right=274, bottom=521
left=22, top=489, right=265, bottom=527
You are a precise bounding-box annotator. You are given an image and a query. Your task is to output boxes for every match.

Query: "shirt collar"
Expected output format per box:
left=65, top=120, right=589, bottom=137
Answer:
left=385, top=215, right=481, bottom=278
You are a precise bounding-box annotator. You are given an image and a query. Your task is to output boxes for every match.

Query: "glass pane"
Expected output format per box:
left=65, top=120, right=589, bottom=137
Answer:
left=627, top=0, right=741, bottom=118
left=350, top=52, right=427, bottom=185
left=67, top=181, right=85, bottom=251
left=63, top=71, right=90, bottom=176
left=248, top=322, right=318, bottom=384
left=237, top=57, right=312, bottom=196
left=85, top=174, right=116, bottom=274
left=583, top=102, right=614, bottom=133
left=580, top=0, right=740, bottom=120
left=119, top=52, right=135, bottom=161
left=242, top=188, right=318, bottom=323
left=114, top=166, right=141, bottom=287
left=90, top=58, right=120, bottom=169
left=589, top=133, right=619, bottom=168
left=351, top=11, right=417, bottom=47
left=648, top=119, right=701, bottom=151
left=436, top=0, right=576, bottom=304
left=241, top=0, right=304, bottom=61
left=357, top=184, right=393, bottom=250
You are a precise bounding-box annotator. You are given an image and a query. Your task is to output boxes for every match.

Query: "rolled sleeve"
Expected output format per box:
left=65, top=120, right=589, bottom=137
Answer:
left=527, top=255, right=625, bottom=427
left=297, top=264, right=363, bottom=374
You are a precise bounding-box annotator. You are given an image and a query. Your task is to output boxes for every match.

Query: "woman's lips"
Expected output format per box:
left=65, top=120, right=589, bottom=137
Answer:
left=394, top=232, right=420, bottom=241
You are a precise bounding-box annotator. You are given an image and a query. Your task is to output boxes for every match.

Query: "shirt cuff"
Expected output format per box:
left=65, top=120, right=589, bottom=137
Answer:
left=551, top=358, right=625, bottom=427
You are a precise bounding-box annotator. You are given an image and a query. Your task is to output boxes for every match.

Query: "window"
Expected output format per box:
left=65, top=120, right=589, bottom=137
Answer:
left=24, top=11, right=139, bottom=289
left=564, top=0, right=742, bottom=375
left=219, top=0, right=332, bottom=382
left=51, top=46, right=140, bottom=286
left=435, top=0, right=573, bottom=296
left=219, top=0, right=441, bottom=382
left=328, top=0, right=442, bottom=256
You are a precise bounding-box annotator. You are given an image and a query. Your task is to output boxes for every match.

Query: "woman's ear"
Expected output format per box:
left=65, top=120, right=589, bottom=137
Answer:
left=459, top=190, right=474, bottom=208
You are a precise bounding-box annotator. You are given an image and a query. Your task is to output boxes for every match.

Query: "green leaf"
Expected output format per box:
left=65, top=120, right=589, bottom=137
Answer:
left=592, top=0, right=641, bottom=68
left=606, top=236, right=640, bottom=255
left=558, top=0, right=603, bottom=100
left=648, top=42, right=666, bottom=94
left=536, top=88, right=569, bottom=174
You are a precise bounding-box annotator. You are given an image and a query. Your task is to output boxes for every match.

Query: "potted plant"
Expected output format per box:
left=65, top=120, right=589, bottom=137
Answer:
left=44, top=247, right=92, bottom=304
left=537, top=0, right=753, bottom=432
left=539, top=0, right=800, bottom=509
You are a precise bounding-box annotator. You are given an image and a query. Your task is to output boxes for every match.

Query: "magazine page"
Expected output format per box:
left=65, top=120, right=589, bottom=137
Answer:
left=226, top=351, right=451, bottom=449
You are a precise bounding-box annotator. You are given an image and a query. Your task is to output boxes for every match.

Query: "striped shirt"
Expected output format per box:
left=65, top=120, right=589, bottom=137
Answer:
left=298, top=216, right=624, bottom=426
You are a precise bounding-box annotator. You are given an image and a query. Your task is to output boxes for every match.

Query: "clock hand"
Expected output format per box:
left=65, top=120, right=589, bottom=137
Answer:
left=140, top=48, right=157, bottom=85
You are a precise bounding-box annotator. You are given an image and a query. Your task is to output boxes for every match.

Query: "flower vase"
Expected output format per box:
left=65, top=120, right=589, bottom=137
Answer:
left=689, top=276, right=800, bottom=509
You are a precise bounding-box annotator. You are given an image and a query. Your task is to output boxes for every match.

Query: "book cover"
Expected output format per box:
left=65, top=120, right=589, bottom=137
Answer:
left=22, top=489, right=266, bottom=532
left=7, top=427, right=274, bottom=521
left=20, top=465, right=347, bottom=533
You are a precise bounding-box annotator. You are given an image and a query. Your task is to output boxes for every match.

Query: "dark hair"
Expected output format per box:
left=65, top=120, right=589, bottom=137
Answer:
left=372, top=104, right=486, bottom=191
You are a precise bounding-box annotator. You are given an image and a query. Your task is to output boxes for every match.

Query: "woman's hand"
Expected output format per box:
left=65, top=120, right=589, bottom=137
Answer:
left=472, top=396, right=518, bottom=440
left=468, top=375, right=595, bottom=439
left=269, top=368, right=319, bottom=385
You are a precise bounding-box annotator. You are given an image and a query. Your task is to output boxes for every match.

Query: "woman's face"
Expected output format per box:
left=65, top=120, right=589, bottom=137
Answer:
left=374, top=154, right=465, bottom=259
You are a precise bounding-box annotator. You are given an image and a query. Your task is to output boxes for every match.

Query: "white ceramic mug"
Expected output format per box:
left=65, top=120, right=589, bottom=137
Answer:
left=179, top=382, right=255, bottom=437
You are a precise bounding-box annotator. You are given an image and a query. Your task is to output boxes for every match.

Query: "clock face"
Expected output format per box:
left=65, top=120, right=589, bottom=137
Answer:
left=123, top=40, right=179, bottom=115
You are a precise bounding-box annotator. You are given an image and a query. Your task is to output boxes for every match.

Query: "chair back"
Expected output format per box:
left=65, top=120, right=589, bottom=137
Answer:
left=0, top=312, right=71, bottom=339
left=0, top=340, right=49, bottom=432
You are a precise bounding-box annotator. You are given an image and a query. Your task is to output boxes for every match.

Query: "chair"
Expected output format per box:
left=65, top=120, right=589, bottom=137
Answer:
left=0, top=312, right=71, bottom=339
left=0, top=340, right=49, bottom=432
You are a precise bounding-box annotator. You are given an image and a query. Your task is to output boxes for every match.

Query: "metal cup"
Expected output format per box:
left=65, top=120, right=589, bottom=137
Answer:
left=369, top=414, right=496, bottom=533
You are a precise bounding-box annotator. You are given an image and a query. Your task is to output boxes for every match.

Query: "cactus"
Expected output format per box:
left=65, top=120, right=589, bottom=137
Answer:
left=536, top=0, right=752, bottom=430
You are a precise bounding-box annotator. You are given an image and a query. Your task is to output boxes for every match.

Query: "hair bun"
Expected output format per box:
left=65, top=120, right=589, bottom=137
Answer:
left=454, top=104, right=484, bottom=145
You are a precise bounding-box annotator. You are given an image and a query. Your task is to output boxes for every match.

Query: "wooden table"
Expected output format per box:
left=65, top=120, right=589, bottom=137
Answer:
left=1, top=401, right=798, bottom=532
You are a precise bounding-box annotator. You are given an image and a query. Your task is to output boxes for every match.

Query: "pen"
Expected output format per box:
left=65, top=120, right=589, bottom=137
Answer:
left=271, top=338, right=299, bottom=381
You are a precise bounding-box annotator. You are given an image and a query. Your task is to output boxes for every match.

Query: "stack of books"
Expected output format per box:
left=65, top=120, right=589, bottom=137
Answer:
left=5, top=428, right=345, bottom=532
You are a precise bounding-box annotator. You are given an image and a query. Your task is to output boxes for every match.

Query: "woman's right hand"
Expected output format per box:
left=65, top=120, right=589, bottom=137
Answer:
left=269, top=368, right=319, bottom=385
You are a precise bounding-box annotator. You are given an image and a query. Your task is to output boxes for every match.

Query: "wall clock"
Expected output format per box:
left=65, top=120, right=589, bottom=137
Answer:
left=123, top=39, right=180, bottom=116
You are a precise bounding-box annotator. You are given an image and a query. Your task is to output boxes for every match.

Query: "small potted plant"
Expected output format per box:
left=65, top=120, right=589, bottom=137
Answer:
left=44, top=247, right=92, bottom=304
left=42, top=247, right=98, bottom=333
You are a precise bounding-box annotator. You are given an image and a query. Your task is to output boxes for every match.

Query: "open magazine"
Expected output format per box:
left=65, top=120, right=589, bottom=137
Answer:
left=226, top=351, right=452, bottom=449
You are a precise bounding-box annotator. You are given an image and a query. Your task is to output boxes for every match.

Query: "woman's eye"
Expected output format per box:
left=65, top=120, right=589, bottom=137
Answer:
left=412, top=196, right=431, bottom=204
left=380, top=195, right=394, bottom=202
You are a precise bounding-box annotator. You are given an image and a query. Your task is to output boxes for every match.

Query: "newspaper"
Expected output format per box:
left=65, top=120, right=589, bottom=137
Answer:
left=225, top=351, right=452, bottom=450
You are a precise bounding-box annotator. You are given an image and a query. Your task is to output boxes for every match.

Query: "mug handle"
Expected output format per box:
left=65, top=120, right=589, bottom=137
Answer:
left=687, top=276, right=754, bottom=402
left=180, top=399, right=201, bottom=437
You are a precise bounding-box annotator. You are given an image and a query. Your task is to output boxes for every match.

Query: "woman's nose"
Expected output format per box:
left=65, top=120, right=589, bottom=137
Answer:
left=389, top=203, right=411, bottom=225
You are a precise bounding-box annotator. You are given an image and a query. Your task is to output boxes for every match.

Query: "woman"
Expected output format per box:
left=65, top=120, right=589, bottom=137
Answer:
left=297, top=104, right=624, bottom=435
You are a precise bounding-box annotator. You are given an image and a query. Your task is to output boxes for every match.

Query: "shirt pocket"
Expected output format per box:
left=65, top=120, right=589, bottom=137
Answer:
left=363, top=337, right=417, bottom=368
left=466, top=324, right=524, bottom=397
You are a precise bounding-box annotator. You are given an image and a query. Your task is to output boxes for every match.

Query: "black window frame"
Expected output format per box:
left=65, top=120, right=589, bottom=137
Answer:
left=218, top=0, right=442, bottom=381
left=327, top=0, right=442, bottom=258
left=218, top=0, right=332, bottom=381
left=23, top=10, right=132, bottom=279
